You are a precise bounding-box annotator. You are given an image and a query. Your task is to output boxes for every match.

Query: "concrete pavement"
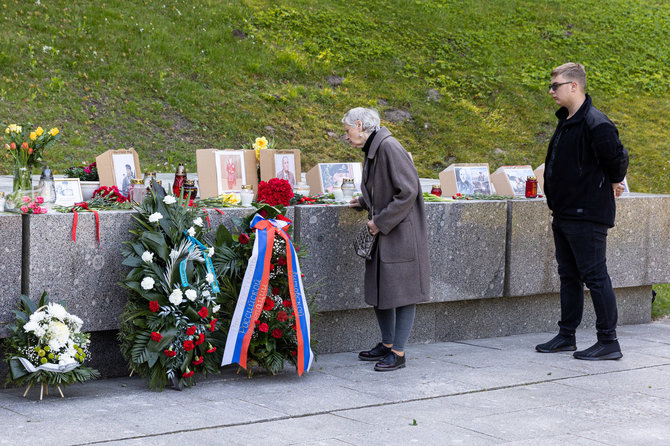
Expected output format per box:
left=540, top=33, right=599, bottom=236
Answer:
left=2, top=322, right=670, bottom=445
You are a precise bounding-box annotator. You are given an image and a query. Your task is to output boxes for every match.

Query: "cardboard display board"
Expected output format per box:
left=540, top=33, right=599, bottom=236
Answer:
left=306, top=163, right=363, bottom=195
left=491, top=165, right=542, bottom=197
left=259, top=149, right=302, bottom=187
left=196, top=149, right=257, bottom=199
left=439, top=163, right=491, bottom=196
left=534, top=163, right=545, bottom=193
left=96, top=148, right=141, bottom=197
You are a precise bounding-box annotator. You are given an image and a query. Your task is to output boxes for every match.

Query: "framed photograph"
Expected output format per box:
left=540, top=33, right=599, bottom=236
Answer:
left=214, top=150, right=246, bottom=194
left=54, top=178, right=83, bottom=207
left=439, top=163, right=491, bottom=196
left=112, top=153, right=137, bottom=197
left=490, top=165, right=542, bottom=197
left=274, top=153, right=297, bottom=186
left=318, top=163, right=362, bottom=193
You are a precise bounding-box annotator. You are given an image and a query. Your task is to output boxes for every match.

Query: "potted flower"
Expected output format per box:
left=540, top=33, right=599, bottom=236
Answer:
left=4, top=124, right=60, bottom=193
left=64, top=161, right=99, bottom=201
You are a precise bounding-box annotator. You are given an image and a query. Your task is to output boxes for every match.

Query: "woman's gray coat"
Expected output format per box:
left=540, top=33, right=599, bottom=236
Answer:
left=357, top=127, right=430, bottom=309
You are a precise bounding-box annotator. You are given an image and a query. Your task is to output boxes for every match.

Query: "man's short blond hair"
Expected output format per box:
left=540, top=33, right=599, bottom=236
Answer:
left=551, top=62, right=586, bottom=92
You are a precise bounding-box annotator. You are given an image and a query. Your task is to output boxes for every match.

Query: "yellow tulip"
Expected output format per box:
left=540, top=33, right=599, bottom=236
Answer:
left=49, top=127, right=59, bottom=136
left=4, top=127, right=8, bottom=134
left=36, top=127, right=44, bottom=136
left=30, top=132, right=37, bottom=141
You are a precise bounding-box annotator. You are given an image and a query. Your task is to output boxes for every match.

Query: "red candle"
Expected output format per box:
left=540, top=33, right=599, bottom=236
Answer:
left=430, top=184, right=442, bottom=197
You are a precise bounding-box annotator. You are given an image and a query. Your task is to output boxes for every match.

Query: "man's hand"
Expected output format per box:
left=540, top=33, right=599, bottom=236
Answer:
left=367, top=219, right=380, bottom=235
left=349, top=197, right=361, bottom=208
left=612, top=182, right=625, bottom=198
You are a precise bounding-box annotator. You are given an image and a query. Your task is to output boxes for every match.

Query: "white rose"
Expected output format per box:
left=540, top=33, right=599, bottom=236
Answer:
left=212, top=304, right=221, bottom=313
left=193, top=217, right=203, bottom=227
left=141, top=251, right=154, bottom=263
left=185, top=289, right=197, bottom=301
left=163, top=195, right=176, bottom=205
left=141, top=277, right=155, bottom=290
left=169, top=289, right=183, bottom=306
left=169, top=249, right=180, bottom=261
left=148, top=212, right=163, bottom=223
left=205, top=273, right=214, bottom=284
left=187, top=226, right=196, bottom=237
left=208, top=247, right=214, bottom=257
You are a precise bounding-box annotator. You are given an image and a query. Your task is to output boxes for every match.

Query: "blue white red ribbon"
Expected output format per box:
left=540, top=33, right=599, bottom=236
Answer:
left=222, top=214, right=313, bottom=375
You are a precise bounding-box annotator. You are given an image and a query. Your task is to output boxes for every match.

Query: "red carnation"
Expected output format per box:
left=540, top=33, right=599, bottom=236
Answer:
left=183, top=340, right=195, bottom=351
left=277, top=257, right=287, bottom=266
left=263, top=299, right=275, bottom=311
left=198, top=306, right=208, bottom=318
left=183, top=370, right=194, bottom=378
left=258, top=209, right=268, bottom=218
left=239, top=233, right=250, bottom=244
left=254, top=319, right=260, bottom=325
left=272, top=329, right=283, bottom=339
left=207, top=346, right=217, bottom=353
left=186, top=326, right=196, bottom=336
left=164, top=349, right=176, bottom=357
left=209, top=318, right=218, bottom=332
left=272, top=287, right=281, bottom=295
left=295, top=245, right=300, bottom=252
left=277, top=311, right=288, bottom=322
left=150, top=332, right=162, bottom=342
left=195, top=332, right=205, bottom=346
left=259, top=323, right=269, bottom=333
left=192, top=356, right=204, bottom=365
left=149, top=300, right=160, bottom=312
left=291, top=351, right=297, bottom=357
left=283, top=300, right=292, bottom=308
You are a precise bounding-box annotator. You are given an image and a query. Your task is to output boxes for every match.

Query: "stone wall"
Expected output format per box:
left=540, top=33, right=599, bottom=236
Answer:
left=0, top=194, right=668, bottom=374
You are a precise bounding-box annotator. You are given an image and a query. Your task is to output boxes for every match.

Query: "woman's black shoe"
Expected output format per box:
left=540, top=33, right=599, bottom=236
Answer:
left=374, top=352, right=406, bottom=371
left=358, top=343, right=392, bottom=361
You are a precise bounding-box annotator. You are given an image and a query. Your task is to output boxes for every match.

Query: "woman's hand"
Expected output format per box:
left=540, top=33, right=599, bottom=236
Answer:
left=367, top=219, right=380, bottom=235
left=349, top=197, right=361, bottom=208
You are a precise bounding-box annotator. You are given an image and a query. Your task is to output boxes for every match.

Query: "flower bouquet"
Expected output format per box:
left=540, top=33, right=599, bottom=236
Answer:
left=3, top=292, right=100, bottom=400
left=118, top=183, right=228, bottom=390
left=257, top=178, right=294, bottom=206
left=4, top=124, right=60, bottom=192
left=64, top=161, right=99, bottom=182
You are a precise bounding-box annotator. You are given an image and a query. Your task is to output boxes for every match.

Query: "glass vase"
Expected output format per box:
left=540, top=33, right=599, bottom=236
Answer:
left=13, top=166, right=33, bottom=193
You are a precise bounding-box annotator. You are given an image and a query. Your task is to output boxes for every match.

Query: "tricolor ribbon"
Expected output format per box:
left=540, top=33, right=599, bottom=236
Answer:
left=180, top=230, right=220, bottom=294
left=222, top=214, right=313, bottom=375
left=72, top=202, right=101, bottom=245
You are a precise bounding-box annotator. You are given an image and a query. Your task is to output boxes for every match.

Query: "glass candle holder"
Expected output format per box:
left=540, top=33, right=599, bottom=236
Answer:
left=240, top=185, right=254, bottom=206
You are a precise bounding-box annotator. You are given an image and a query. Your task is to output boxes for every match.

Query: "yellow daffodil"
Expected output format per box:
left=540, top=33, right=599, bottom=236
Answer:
left=253, top=136, right=268, bottom=151
left=49, top=127, right=59, bottom=136
left=36, top=126, right=44, bottom=136
left=4, top=127, right=8, bottom=134
left=30, top=132, right=37, bottom=141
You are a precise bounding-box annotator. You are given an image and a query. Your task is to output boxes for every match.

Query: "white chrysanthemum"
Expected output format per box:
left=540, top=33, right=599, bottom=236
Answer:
left=65, top=313, right=83, bottom=331
left=169, top=289, right=183, bottom=306
left=59, top=353, right=76, bottom=366
left=48, top=303, right=68, bottom=321
left=48, top=321, right=70, bottom=348
left=205, top=273, right=214, bottom=284
left=23, top=320, right=38, bottom=333
left=34, top=326, right=46, bottom=338
left=141, top=277, right=155, bottom=290
left=169, top=249, right=180, bottom=261
left=30, top=310, right=48, bottom=323
left=185, top=289, right=197, bottom=301
left=148, top=212, right=163, bottom=223
left=163, top=195, right=176, bottom=205
left=141, top=251, right=154, bottom=263
left=208, top=247, right=214, bottom=257
left=193, top=217, right=203, bottom=227
left=202, top=290, right=211, bottom=298
left=212, top=304, right=221, bottom=313
left=187, top=226, right=196, bottom=237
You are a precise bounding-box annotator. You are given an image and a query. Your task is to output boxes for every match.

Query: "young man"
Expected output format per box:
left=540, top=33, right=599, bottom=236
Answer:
left=536, top=63, right=629, bottom=360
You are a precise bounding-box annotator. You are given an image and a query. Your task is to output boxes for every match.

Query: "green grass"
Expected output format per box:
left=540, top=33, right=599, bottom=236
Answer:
left=0, top=0, right=668, bottom=192
left=652, top=284, right=670, bottom=320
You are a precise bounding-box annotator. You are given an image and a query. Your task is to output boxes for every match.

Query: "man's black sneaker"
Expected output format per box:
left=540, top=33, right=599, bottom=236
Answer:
left=573, top=340, right=622, bottom=360
left=358, top=343, right=392, bottom=361
left=535, top=334, right=577, bottom=353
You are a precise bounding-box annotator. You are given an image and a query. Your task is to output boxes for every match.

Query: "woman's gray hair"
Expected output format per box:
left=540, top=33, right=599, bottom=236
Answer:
left=342, top=107, right=381, bottom=133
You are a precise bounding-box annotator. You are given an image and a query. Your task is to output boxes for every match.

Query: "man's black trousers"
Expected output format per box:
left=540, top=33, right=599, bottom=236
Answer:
left=552, top=217, right=618, bottom=341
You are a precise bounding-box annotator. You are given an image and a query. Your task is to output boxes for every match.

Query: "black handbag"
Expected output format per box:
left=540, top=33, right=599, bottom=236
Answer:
left=353, top=156, right=378, bottom=260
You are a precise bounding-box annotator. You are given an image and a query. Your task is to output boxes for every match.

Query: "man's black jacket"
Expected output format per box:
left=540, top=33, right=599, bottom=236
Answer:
left=544, top=94, right=629, bottom=227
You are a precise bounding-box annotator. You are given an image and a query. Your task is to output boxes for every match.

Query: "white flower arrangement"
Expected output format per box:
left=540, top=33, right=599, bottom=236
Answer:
left=141, top=251, right=154, bottom=264
left=187, top=226, right=196, bottom=237
left=185, top=289, right=198, bottom=301
left=193, top=217, right=203, bottom=227
left=141, top=277, right=155, bottom=290
left=163, top=195, right=177, bottom=205
left=205, top=273, right=214, bottom=284
left=208, top=247, right=215, bottom=257
left=169, top=289, right=184, bottom=306
left=149, top=212, right=163, bottom=223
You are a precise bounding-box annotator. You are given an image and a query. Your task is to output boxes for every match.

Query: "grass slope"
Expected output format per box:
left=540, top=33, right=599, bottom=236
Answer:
left=0, top=0, right=668, bottom=196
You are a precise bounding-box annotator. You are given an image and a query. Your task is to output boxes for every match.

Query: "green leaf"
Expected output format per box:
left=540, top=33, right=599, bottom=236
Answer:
left=19, top=294, right=37, bottom=314
left=122, top=256, right=143, bottom=267
left=147, top=327, right=178, bottom=352
left=215, top=224, right=233, bottom=247
left=140, top=231, right=169, bottom=260
left=8, top=358, right=28, bottom=380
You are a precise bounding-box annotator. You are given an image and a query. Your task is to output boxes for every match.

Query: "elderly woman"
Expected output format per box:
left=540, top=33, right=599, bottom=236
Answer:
left=343, top=107, right=430, bottom=371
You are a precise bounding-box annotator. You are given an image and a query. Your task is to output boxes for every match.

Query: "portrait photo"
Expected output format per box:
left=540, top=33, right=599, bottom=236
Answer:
left=470, top=166, right=492, bottom=195
left=54, top=178, right=83, bottom=207
left=215, top=150, right=246, bottom=194
left=112, top=153, right=136, bottom=197
left=319, top=163, right=362, bottom=193
left=455, top=167, right=475, bottom=195
left=274, top=153, right=297, bottom=186
left=504, top=167, right=540, bottom=196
